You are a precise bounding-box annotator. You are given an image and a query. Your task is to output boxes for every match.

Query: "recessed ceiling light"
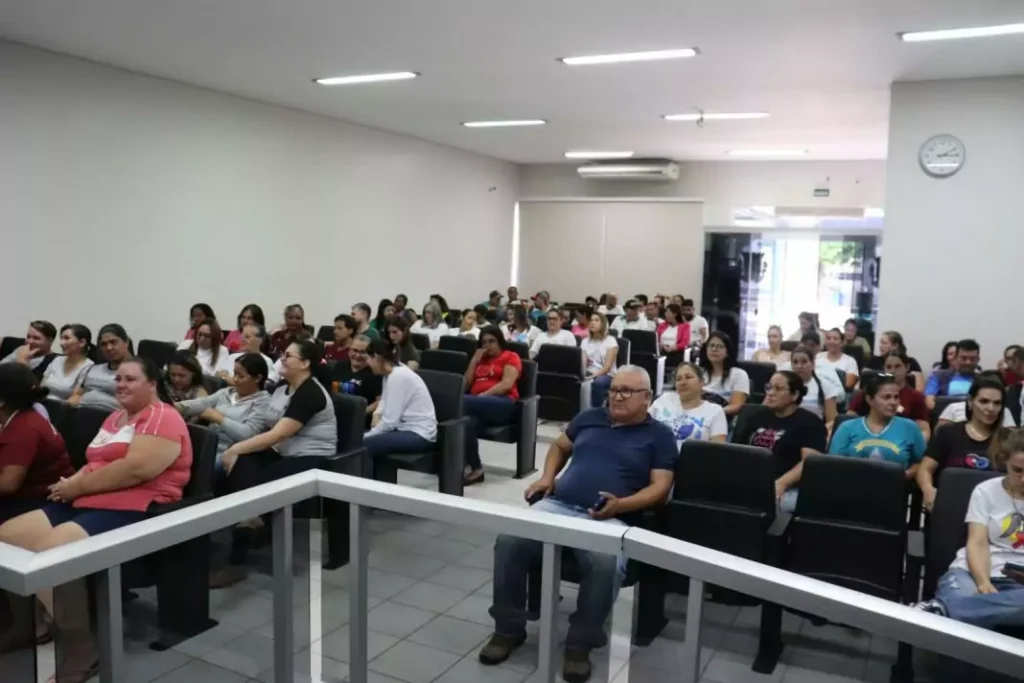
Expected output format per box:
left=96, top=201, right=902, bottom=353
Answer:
left=727, top=149, right=808, bottom=157
left=900, top=23, right=1024, bottom=42
left=462, top=120, right=547, bottom=128
left=564, top=151, right=635, bottom=159
left=315, top=71, right=418, bottom=86
left=559, top=48, right=698, bottom=66
left=663, top=112, right=770, bottom=122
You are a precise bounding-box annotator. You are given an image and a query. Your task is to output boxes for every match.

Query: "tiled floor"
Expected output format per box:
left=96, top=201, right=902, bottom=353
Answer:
left=18, top=425, right=1017, bottom=683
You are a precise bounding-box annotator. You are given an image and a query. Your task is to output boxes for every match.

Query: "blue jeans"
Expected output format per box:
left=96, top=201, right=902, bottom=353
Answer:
left=590, top=375, right=613, bottom=408
left=490, top=497, right=626, bottom=650
left=364, top=430, right=435, bottom=479
left=463, top=394, right=517, bottom=470
left=934, top=568, right=1024, bottom=628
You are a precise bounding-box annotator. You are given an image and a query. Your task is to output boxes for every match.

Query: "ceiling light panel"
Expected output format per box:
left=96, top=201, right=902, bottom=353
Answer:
left=727, top=149, right=808, bottom=157
left=900, top=23, right=1024, bottom=42
left=564, top=151, right=634, bottom=159
left=663, top=112, right=769, bottom=121
left=315, top=71, right=418, bottom=85
left=462, top=120, right=547, bottom=128
left=559, top=48, right=698, bottom=66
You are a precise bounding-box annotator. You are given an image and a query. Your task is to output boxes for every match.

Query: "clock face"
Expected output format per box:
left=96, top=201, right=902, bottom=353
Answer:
left=919, top=134, right=965, bottom=178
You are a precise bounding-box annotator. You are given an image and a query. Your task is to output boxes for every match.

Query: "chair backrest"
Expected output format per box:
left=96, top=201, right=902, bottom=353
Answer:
left=535, top=344, right=584, bottom=378
left=518, top=360, right=538, bottom=399
left=1008, top=383, right=1023, bottom=427
left=332, top=392, right=367, bottom=452
left=834, top=369, right=847, bottom=391
left=924, top=468, right=1003, bottom=598
left=137, top=340, right=178, bottom=369
left=796, top=454, right=907, bottom=530
left=64, top=406, right=113, bottom=469
left=0, top=336, right=22, bottom=360
left=417, top=369, right=465, bottom=422
left=201, top=375, right=227, bottom=394
left=616, top=336, right=631, bottom=367
left=843, top=344, right=867, bottom=369
left=622, top=329, right=657, bottom=355
left=411, top=333, right=431, bottom=351
left=736, top=361, right=776, bottom=394
left=780, top=340, right=798, bottom=353
left=827, top=413, right=859, bottom=449
left=42, top=398, right=69, bottom=435
left=419, top=349, right=469, bottom=375
left=930, top=395, right=963, bottom=427
left=317, top=325, right=334, bottom=342
left=185, top=424, right=218, bottom=497
left=438, top=335, right=478, bottom=358
left=506, top=341, right=529, bottom=360
left=674, top=441, right=777, bottom=515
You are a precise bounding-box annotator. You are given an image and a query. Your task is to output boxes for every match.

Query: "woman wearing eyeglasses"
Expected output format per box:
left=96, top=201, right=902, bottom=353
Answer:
left=186, top=319, right=233, bottom=378
left=649, top=363, right=726, bottom=447
left=463, top=326, right=523, bottom=485
left=918, top=376, right=1009, bottom=513
left=829, top=374, right=926, bottom=477
left=529, top=308, right=577, bottom=358
left=733, top=371, right=828, bottom=512
left=697, top=331, right=749, bottom=419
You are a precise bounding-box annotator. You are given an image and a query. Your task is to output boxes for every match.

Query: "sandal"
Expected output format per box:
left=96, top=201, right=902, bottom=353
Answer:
left=49, top=658, right=100, bottom=683
left=463, top=468, right=486, bottom=486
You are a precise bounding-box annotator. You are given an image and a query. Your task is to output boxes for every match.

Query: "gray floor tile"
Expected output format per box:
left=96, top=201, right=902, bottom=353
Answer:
left=425, top=564, right=493, bottom=592
left=374, top=529, right=433, bottom=551
left=123, top=647, right=194, bottom=683
left=317, top=624, right=401, bottom=663
left=342, top=672, right=408, bottom=683
left=255, top=648, right=349, bottom=683
left=209, top=589, right=276, bottom=628
left=407, top=615, right=494, bottom=656
left=391, top=581, right=470, bottom=613
left=404, top=519, right=457, bottom=537
left=367, top=601, right=438, bottom=638
left=434, top=655, right=531, bottom=683
left=456, top=547, right=495, bottom=570
left=783, top=665, right=866, bottom=683
left=368, top=640, right=461, bottom=683
left=173, top=621, right=248, bottom=658
left=368, top=549, right=449, bottom=579
left=613, top=661, right=691, bottom=683
left=781, top=646, right=864, bottom=679
left=152, top=659, right=248, bottom=683
left=201, top=631, right=276, bottom=678
left=444, top=592, right=494, bottom=626
left=405, top=538, right=480, bottom=563
left=251, top=602, right=317, bottom=654
left=442, top=526, right=497, bottom=548
left=704, top=647, right=785, bottom=683
left=475, top=581, right=494, bottom=596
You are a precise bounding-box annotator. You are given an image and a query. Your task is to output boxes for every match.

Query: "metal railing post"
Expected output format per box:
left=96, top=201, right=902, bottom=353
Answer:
left=682, top=578, right=705, bottom=683
left=538, top=542, right=562, bottom=683
left=95, top=566, right=124, bottom=683
left=273, top=506, right=295, bottom=683
left=349, top=504, right=369, bottom=683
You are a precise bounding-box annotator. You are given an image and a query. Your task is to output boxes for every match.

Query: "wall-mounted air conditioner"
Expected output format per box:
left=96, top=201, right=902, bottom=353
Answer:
left=577, top=160, right=679, bottom=182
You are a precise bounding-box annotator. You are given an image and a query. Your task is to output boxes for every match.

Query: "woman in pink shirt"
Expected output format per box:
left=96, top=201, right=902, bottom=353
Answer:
left=657, top=303, right=691, bottom=354
left=223, top=303, right=265, bottom=354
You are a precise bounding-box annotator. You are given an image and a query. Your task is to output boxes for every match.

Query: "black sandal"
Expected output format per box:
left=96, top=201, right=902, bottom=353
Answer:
left=463, top=469, right=486, bottom=486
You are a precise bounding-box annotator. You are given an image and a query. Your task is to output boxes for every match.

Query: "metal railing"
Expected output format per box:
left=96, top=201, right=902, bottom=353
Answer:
left=1, top=469, right=1023, bottom=683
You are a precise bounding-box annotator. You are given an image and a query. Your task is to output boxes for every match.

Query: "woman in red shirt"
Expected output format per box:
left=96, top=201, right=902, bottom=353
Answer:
left=656, top=303, right=691, bottom=355
left=0, top=364, right=74, bottom=524
left=463, top=326, right=522, bottom=485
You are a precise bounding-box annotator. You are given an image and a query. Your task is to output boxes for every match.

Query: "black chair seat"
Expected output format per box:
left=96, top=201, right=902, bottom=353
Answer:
left=479, top=423, right=516, bottom=442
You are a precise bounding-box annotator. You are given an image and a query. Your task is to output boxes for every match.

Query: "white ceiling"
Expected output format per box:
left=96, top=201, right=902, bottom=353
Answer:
left=2, top=0, right=1023, bottom=163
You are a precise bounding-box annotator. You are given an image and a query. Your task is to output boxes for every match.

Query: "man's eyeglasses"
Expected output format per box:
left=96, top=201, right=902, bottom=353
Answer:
left=350, top=349, right=367, bottom=356
left=609, top=387, right=650, bottom=399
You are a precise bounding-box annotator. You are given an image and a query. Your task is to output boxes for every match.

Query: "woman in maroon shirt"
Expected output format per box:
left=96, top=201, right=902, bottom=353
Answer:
left=848, top=350, right=930, bottom=440
left=0, top=363, right=73, bottom=524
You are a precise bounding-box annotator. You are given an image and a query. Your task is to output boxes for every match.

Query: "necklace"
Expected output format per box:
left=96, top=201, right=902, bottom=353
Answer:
left=965, top=422, right=991, bottom=442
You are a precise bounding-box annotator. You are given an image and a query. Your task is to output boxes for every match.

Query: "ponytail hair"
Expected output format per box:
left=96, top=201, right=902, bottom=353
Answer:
left=60, top=324, right=94, bottom=357
left=290, top=338, right=331, bottom=388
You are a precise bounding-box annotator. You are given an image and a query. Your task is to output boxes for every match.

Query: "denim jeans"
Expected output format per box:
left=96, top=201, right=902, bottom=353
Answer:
left=590, top=375, right=613, bottom=408
left=463, top=394, right=517, bottom=469
left=364, top=431, right=435, bottom=479
left=490, top=497, right=626, bottom=650
left=934, top=567, right=1024, bottom=628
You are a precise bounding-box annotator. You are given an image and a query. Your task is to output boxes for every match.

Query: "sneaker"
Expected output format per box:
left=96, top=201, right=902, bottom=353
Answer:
left=463, top=468, right=486, bottom=486
left=913, top=599, right=947, bottom=617
left=562, top=648, right=593, bottom=683
left=478, top=632, right=526, bottom=665
left=210, top=565, right=248, bottom=589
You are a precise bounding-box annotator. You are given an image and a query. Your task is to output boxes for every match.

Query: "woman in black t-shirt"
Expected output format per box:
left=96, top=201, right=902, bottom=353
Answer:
left=917, top=376, right=1007, bottom=512
left=867, top=331, right=924, bottom=391
left=732, top=371, right=828, bottom=513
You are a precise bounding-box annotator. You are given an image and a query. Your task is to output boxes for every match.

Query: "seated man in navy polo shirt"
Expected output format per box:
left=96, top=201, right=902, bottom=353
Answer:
left=925, top=338, right=981, bottom=411
left=479, top=366, right=677, bottom=683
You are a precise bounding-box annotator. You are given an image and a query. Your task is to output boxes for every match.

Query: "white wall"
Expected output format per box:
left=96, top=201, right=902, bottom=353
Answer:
left=0, top=41, right=519, bottom=342
left=520, top=161, right=886, bottom=225
left=878, top=77, right=1024, bottom=367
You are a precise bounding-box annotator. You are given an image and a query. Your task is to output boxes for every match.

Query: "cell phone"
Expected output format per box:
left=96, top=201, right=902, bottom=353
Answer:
left=1004, top=562, right=1024, bottom=574
left=592, top=495, right=608, bottom=512
left=526, top=491, right=545, bottom=506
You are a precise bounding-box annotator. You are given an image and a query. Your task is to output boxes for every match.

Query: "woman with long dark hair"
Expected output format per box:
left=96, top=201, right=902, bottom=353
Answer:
left=934, top=341, right=959, bottom=372
left=848, top=351, right=930, bottom=439
left=698, top=331, right=749, bottom=418
left=69, top=324, right=133, bottom=410
left=188, top=319, right=233, bottom=377
left=164, top=351, right=207, bottom=403
left=183, top=303, right=215, bottom=342
left=363, top=340, right=437, bottom=460
left=224, top=304, right=265, bottom=353
left=386, top=317, right=421, bottom=370
left=787, top=345, right=839, bottom=427
left=41, top=324, right=94, bottom=401
left=462, top=326, right=522, bottom=485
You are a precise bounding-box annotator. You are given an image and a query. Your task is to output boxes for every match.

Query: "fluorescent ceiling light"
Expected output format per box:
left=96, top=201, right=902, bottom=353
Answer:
left=462, top=120, right=546, bottom=128
left=663, top=112, right=769, bottom=121
left=900, top=23, right=1024, bottom=42
left=564, top=151, right=634, bottom=159
left=315, top=71, right=418, bottom=86
left=727, top=149, right=808, bottom=157
left=560, top=48, right=697, bottom=66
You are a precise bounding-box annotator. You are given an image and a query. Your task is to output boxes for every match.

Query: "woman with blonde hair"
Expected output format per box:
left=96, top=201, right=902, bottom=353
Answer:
left=752, top=325, right=790, bottom=365
left=580, top=313, right=618, bottom=407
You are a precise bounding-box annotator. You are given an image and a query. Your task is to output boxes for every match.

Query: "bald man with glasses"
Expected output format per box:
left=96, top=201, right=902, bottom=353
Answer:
left=479, top=366, right=677, bottom=683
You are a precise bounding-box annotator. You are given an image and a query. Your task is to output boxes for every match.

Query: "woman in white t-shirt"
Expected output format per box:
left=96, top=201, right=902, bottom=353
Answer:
left=503, top=306, right=540, bottom=347
left=450, top=310, right=481, bottom=340
left=789, top=346, right=840, bottom=428
left=698, top=331, right=750, bottom=419
left=818, top=328, right=860, bottom=393
left=41, top=324, right=95, bottom=401
left=580, top=313, right=618, bottom=408
left=938, top=401, right=1017, bottom=428
left=410, top=302, right=449, bottom=348
left=915, top=431, right=1024, bottom=628
left=187, top=319, right=234, bottom=377
left=530, top=309, right=577, bottom=358
left=650, top=363, right=727, bottom=447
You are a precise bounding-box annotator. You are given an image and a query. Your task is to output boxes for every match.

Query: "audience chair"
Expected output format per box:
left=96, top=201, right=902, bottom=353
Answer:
left=929, top=395, right=964, bottom=429
left=737, top=361, right=776, bottom=404
left=0, top=336, right=21, bottom=360
left=438, top=334, right=478, bottom=359
left=506, top=341, right=529, bottom=360
left=138, top=340, right=178, bottom=369
left=201, top=375, right=227, bottom=394
left=63, top=406, right=113, bottom=468
left=622, top=329, right=657, bottom=355
left=780, top=341, right=798, bottom=353
left=895, top=468, right=1006, bottom=682
left=843, top=344, right=867, bottom=369
left=623, top=330, right=664, bottom=394
left=758, top=454, right=908, bottom=673
left=855, top=321, right=875, bottom=353
left=475, top=360, right=539, bottom=478
left=411, top=333, right=430, bottom=351
left=827, top=413, right=858, bottom=449
left=616, top=336, right=631, bottom=369
left=535, top=345, right=590, bottom=421
left=1008, top=382, right=1023, bottom=426
left=315, top=325, right=333, bottom=342
left=376, top=369, right=468, bottom=496
left=633, top=442, right=783, bottom=652
left=419, top=349, right=469, bottom=375
left=41, top=397, right=69, bottom=434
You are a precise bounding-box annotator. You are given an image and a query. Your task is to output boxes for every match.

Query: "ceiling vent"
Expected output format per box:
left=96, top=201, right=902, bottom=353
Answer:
left=577, top=160, right=679, bottom=182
